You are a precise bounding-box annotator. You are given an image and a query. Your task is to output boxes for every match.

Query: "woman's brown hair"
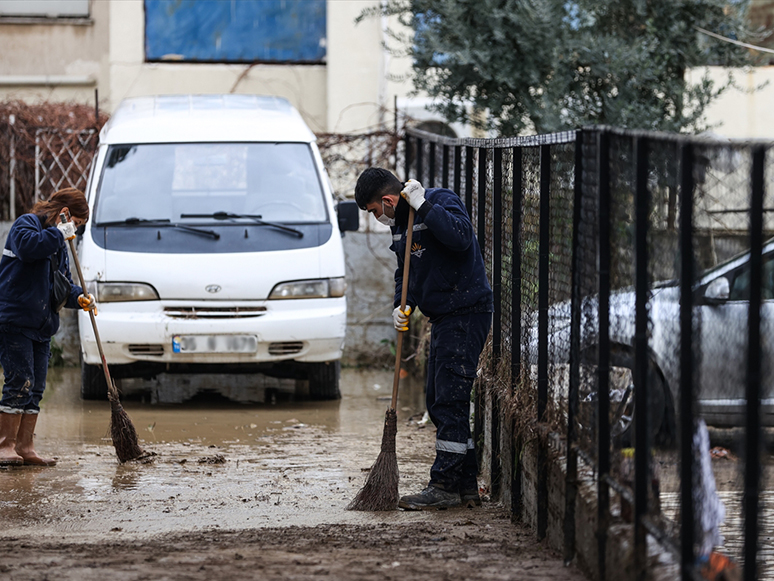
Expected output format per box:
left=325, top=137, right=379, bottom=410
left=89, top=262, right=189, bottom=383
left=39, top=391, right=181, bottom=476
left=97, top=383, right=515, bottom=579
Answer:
left=30, top=187, right=89, bottom=227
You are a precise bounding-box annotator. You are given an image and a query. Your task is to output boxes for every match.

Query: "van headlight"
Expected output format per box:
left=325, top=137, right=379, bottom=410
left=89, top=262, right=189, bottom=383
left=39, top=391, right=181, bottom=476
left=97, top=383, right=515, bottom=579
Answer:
left=89, top=282, right=160, bottom=302
left=268, top=278, right=346, bottom=299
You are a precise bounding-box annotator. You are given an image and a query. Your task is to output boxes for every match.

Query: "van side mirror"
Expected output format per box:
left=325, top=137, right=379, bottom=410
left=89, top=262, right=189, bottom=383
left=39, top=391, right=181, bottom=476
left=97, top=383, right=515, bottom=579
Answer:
left=704, top=277, right=730, bottom=303
left=337, top=200, right=359, bottom=233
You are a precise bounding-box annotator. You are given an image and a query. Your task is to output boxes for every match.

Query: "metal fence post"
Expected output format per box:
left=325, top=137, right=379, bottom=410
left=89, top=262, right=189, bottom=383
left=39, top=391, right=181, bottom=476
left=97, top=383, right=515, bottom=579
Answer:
left=537, top=143, right=551, bottom=540
left=428, top=141, right=436, bottom=187
left=404, top=134, right=411, bottom=181
left=679, top=142, right=696, bottom=581
left=597, top=130, right=612, bottom=580
left=454, top=145, right=462, bottom=198
left=491, top=147, right=503, bottom=497
left=442, top=144, right=449, bottom=189
left=465, top=146, right=474, bottom=217
left=564, top=133, right=583, bottom=564
left=511, top=146, right=524, bottom=520
left=633, top=136, right=650, bottom=580
left=416, top=139, right=424, bottom=184
left=474, top=146, right=487, bottom=472
left=744, top=145, right=765, bottom=581
left=478, top=148, right=488, bottom=258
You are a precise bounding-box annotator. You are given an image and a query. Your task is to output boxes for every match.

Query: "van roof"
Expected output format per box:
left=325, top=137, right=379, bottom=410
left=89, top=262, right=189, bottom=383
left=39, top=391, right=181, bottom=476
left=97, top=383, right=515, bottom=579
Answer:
left=101, top=95, right=317, bottom=145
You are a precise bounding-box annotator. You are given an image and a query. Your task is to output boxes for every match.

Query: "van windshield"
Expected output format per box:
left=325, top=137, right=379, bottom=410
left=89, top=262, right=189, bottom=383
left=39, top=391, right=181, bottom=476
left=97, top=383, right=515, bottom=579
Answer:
left=95, top=143, right=328, bottom=225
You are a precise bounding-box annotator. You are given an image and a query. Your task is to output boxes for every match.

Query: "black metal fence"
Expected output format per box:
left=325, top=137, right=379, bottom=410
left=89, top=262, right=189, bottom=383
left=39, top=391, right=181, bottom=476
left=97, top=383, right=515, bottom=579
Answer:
left=404, top=126, right=773, bottom=581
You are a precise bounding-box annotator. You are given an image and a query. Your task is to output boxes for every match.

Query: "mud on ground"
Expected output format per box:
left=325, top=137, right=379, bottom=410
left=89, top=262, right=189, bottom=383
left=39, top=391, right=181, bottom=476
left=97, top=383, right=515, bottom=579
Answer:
left=0, top=368, right=585, bottom=580
left=1, top=513, right=576, bottom=581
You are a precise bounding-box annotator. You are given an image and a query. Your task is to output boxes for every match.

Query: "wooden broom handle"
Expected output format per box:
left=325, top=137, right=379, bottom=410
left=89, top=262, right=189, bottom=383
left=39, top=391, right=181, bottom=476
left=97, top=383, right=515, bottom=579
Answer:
left=60, top=212, right=119, bottom=401
left=391, top=207, right=415, bottom=410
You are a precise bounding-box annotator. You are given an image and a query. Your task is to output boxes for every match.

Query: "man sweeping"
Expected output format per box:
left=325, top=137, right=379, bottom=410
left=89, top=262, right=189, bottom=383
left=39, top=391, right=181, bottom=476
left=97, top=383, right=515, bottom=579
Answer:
left=355, top=168, right=493, bottom=510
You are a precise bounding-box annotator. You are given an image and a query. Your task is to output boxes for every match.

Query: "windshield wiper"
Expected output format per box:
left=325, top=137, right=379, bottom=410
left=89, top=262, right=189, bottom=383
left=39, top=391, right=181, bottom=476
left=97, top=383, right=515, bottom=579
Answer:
left=180, top=212, right=303, bottom=238
left=95, top=217, right=220, bottom=240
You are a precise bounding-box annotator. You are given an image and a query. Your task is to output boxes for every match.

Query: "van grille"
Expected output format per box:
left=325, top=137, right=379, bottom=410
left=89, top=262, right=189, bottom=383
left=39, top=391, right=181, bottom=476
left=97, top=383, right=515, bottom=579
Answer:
left=128, top=344, right=165, bottom=356
left=268, top=342, right=304, bottom=356
left=164, top=306, right=267, bottom=319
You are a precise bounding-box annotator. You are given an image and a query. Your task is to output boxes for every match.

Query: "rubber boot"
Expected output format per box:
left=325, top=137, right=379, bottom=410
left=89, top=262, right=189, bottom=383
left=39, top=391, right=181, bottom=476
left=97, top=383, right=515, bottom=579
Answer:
left=0, top=412, right=23, bottom=465
left=15, top=413, right=56, bottom=467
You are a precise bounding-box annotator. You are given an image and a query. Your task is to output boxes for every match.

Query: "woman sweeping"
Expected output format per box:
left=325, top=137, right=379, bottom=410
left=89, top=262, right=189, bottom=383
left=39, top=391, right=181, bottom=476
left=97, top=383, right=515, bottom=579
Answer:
left=0, top=187, right=95, bottom=466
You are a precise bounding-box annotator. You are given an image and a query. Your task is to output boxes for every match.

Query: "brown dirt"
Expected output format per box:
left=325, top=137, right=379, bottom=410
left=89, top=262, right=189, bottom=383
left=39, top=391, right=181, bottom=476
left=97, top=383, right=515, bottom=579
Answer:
left=0, top=367, right=586, bottom=580
left=0, top=511, right=579, bottom=580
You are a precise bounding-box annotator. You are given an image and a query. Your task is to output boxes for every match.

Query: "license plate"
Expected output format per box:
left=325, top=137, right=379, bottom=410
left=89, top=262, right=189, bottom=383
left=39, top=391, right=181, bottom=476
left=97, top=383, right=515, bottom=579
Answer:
left=172, top=335, right=257, bottom=354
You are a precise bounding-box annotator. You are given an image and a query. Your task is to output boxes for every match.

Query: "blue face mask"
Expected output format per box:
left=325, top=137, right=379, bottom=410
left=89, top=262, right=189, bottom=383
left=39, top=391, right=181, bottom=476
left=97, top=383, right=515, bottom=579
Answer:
left=377, top=200, right=395, bottom=227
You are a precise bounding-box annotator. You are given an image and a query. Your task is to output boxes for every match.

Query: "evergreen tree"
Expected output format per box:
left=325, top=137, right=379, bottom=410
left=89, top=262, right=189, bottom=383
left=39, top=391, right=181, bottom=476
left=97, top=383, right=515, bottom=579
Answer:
left=366, top=0, right=755, bottom=134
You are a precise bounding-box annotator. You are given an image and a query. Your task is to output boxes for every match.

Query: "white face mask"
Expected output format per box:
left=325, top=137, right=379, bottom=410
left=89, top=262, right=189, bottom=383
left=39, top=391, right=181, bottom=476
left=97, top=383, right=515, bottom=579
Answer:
left=376, top=201, right=395, bottom=227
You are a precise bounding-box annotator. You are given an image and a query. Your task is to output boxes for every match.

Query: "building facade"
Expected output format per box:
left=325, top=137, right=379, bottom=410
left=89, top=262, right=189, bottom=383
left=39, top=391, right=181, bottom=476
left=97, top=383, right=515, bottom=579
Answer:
left=0, top=0, right=424, bottom=135
left=1, top=0, right=773, bottom=138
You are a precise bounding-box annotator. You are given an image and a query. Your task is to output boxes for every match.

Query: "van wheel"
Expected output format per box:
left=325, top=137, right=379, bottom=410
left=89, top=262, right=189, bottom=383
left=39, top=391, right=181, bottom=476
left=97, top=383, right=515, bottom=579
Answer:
left=308, top=361, right=341, bottom=400
left=81, top=361, right=108, bottom=400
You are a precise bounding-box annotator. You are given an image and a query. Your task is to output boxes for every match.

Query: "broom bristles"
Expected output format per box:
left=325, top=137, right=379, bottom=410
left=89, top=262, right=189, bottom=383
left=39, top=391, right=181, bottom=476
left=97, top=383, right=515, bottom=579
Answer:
left=347, top=408, right=399, bottom=511
left=109, top=397, right=146, bottom=463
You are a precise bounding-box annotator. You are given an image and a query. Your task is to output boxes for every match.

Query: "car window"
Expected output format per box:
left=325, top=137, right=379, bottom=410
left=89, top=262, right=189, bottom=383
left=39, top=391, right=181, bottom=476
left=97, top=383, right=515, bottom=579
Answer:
left=728, top=254, right=774, bottom=300
left=95, top=142, right=327, bottom=224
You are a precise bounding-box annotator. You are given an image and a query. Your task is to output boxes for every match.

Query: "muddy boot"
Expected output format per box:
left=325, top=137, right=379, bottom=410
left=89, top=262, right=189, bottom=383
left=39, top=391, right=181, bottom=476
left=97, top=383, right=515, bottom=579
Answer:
left=460, top=488, right=482, bottom=508
left=399, top=486, right=460, bottom=511
left=0, top=412, right=23, bottom=466
left=15, top=414, right=56, bottom=467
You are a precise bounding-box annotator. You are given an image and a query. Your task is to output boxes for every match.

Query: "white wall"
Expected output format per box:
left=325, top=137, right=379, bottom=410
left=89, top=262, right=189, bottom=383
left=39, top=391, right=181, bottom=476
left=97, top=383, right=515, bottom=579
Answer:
left=688, top=66, right=774, bottom=139
left=0, top=0, right=108, bottom=104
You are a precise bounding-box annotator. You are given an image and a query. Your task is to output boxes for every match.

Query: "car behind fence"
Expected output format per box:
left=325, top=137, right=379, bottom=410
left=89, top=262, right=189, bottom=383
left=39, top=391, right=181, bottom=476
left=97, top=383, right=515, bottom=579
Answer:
left=404, top=126, right=773, bottom=581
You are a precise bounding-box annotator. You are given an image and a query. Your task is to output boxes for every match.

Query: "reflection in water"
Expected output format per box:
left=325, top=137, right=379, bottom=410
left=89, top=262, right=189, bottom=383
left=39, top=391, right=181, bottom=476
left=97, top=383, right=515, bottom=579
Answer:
left=111, top=464, right=144, bottom=491
left=0, top=466, right=41, bottom=500
left=0, top=367, right=431, bottom=536
left=36, top=367, right=426, bottom=447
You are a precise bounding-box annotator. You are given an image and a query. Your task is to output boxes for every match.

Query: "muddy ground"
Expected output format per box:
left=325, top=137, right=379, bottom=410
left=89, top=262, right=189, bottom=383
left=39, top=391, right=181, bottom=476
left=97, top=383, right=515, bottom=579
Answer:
left=0, top=368, right=584, bottom=580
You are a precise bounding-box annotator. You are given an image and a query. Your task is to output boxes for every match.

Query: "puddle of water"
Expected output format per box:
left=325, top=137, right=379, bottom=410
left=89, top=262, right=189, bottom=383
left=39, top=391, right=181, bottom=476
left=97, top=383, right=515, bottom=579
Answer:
left=1, top=366, right=443, bottom=540
left=35, top=367, right=427, bottom=447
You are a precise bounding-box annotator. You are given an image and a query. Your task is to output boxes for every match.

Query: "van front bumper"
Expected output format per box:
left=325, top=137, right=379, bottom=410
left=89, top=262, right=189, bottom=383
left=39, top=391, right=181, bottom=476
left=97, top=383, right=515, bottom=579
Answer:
left=78, top=298, right=347, bottom=366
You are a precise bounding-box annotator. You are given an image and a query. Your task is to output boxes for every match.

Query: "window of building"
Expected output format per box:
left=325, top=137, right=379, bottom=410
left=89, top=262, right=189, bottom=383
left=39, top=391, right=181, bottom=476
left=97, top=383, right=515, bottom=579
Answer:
left=0, top=0, right=89, bottom=18
left=144, top=0, right=326, bottom=64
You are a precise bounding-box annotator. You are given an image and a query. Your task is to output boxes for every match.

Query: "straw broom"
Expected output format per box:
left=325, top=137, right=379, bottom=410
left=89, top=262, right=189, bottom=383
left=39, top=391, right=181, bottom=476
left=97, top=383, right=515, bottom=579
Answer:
left=60, top=212, right=146, bottom=462
left=348, top=207, right=415, bottom=511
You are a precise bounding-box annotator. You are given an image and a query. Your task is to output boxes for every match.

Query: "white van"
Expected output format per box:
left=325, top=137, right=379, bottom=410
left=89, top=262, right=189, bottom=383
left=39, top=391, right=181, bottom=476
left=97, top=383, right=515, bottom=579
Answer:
left=78, top=95, right=359, bottom=403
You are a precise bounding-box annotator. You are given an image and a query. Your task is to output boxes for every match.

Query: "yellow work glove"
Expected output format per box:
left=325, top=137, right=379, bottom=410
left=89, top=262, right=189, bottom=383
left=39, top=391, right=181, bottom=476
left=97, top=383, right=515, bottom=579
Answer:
left=392, top=306, right=412, bottom=332
left=78, top=293, right=97, bottom=315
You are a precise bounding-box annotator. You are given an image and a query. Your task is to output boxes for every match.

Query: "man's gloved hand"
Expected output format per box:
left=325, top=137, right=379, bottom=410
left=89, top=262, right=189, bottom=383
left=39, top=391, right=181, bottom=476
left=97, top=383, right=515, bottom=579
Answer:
left=78, top=293, right=97, bottom=314
left=57, top=220, right=76, bottom=241
left=401, top=179, right=426, bottom=210
left=392, top=306, right=412, bottom=332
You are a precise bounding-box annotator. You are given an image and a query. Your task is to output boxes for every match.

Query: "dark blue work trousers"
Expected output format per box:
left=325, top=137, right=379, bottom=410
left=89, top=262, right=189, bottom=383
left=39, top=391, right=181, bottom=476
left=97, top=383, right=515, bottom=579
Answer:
left=0, top=330, right=50, bottom=414
left=426, top=311, right=491, bottom=492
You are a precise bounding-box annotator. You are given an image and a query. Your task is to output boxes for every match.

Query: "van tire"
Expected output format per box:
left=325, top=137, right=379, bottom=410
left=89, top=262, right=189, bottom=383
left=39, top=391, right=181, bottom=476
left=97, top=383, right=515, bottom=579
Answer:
left=81, top=361, right=108, bottom=401
left=308, top=361, right=341, bottom=400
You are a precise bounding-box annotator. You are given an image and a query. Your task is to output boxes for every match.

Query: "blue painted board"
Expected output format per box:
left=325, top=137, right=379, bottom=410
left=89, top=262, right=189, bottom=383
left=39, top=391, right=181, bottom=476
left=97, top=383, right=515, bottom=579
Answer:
left=145, top=0, right=326, bottom=63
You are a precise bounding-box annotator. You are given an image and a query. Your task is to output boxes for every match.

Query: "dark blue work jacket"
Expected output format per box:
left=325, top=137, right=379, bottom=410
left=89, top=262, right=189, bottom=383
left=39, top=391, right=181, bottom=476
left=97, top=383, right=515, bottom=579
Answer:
left=390, top=188, right=493, bottom=322
left=0, top=213, right=82, bottom=341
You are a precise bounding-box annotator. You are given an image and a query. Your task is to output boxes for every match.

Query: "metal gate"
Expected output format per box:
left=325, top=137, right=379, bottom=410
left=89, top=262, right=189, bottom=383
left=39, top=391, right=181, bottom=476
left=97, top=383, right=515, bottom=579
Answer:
left=33, top=128, right=99, bottom=205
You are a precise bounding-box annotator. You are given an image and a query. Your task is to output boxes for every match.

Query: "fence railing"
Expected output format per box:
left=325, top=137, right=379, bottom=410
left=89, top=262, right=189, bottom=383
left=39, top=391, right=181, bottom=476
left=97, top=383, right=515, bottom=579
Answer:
left=404, top=125, right=774, bottom=581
